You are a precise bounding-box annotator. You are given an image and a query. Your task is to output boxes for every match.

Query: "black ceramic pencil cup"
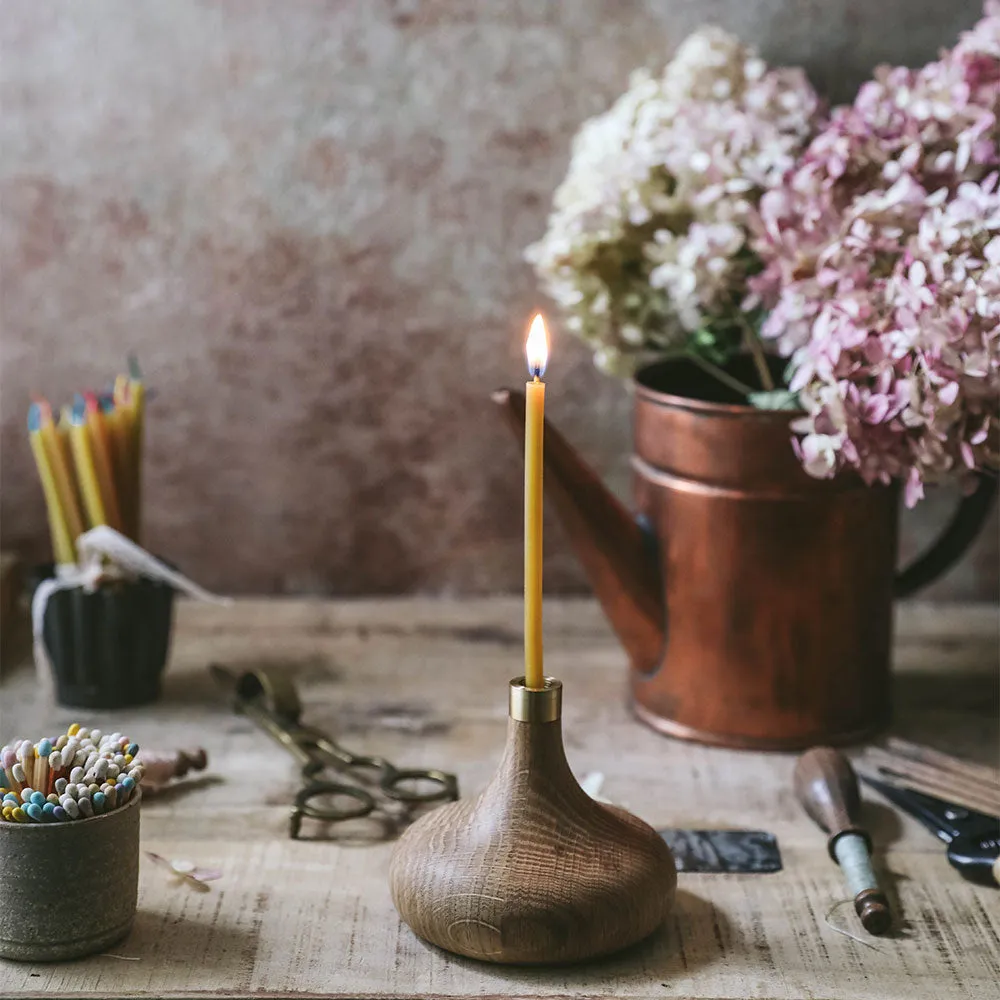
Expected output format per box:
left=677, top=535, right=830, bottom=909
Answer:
left=34, top=566, right=174, bottom=709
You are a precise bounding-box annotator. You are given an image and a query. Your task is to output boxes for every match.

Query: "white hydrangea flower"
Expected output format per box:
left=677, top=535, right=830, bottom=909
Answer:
left=526, top=26, right=821, bottom=373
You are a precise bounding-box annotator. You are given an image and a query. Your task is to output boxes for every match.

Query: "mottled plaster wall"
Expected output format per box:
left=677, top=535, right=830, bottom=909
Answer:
left=1, top=0, right=996, bottom=598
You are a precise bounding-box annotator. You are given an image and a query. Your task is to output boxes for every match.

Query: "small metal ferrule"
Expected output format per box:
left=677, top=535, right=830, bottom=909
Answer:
left=854, top=888, right=892, bottom=935
left=509, top=677, right=562, bottom=722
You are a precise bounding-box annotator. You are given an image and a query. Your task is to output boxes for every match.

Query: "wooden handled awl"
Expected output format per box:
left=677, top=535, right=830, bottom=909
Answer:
left=794, top=747, right=892, bottom=935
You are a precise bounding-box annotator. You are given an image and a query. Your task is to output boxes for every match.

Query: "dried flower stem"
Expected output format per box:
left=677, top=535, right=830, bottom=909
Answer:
left=685, top=352, right=756, bottom=399
left=740, top=317, right=775, bottom=391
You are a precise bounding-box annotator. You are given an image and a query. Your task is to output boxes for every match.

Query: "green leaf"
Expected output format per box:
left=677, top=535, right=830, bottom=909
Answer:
left=747, top=390, right=801, bottom=411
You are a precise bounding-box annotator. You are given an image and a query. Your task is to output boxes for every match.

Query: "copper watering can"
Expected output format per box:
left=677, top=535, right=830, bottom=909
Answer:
left=495, top=357, right=997, bottom=750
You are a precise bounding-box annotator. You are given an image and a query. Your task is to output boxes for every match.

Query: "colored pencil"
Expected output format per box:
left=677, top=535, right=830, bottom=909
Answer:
left=127, top=356, right=144, bottom=543
left=37, top=401, right=85, bottom=550
left=28, top=361, right=146, bottom=560
left=112, top=375, right=135, bottom=537
left=28, top=405, right=75, bottom=564
left=81, top=392, right=122, bottom=530
left=68, top=405, right=108, bottom=529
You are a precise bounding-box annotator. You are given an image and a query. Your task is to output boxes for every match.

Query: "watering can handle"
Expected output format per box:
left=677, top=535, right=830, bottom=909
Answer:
left=894, top=472, right=997, bottom=598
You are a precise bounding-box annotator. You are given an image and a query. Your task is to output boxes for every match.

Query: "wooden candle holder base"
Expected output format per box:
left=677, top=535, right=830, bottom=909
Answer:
left=389, top=678, right=677, bottom=965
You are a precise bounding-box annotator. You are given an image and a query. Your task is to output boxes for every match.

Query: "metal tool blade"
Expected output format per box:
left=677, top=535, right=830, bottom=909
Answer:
left=860, top=774, right=999, bottom=886
left=658, top=829, right=782, bottom=873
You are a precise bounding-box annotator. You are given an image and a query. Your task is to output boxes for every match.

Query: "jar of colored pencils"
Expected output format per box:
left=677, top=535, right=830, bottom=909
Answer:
left=33, top=566, right=175, bottom=709
left=25, top=358, right=180, bottom=707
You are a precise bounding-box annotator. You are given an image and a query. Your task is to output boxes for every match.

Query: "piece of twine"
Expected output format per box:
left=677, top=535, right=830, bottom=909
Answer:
left=824, top=899, right=882, bottom=951
left=32, top=526, right=232, bottom=697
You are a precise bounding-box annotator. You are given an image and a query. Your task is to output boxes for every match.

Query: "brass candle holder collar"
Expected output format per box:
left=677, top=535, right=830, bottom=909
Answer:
left=508, top=675, right=561, bottom=721
left=390, top=676, right=677, bottom=965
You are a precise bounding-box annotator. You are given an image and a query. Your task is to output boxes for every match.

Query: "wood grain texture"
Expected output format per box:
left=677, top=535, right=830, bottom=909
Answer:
left=0, top=598, right=998, bottom=999
left=794, top=747, right=868, bottom=851
left=854, top=743, right=1000, bottom=817
left=390, top=714, right=676, bottom=963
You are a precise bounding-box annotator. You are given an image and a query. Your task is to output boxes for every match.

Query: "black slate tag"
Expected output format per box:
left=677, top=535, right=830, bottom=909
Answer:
left=658, top=829, right=783, bottom=873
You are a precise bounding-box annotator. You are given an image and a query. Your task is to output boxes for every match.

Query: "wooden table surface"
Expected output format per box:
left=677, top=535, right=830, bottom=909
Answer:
left=1, top=598, right=998, bottom=999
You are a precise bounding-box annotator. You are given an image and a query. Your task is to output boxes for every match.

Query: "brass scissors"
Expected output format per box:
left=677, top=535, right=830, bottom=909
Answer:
left=210, top=664, right=458, bottom=839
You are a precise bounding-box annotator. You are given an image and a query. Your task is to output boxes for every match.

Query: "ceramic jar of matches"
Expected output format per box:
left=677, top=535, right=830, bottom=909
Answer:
left=0, top=726, right=146, bottom=961
left=33, top=565, right=175, bottom=709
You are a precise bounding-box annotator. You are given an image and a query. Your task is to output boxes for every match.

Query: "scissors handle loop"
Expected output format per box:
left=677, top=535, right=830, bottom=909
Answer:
left=290, top=781, right=376, bottom=839
left=381, top=768, right=460, bottom=804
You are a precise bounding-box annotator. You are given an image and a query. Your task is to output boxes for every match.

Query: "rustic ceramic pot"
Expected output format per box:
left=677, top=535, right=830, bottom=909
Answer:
left=0, top=791, right=141, bottom=961
left=33, top=569, right=174, bottom=709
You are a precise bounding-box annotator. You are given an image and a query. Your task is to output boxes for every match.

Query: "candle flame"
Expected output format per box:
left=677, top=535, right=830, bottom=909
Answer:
left=525, top=313, right=549, bottom=378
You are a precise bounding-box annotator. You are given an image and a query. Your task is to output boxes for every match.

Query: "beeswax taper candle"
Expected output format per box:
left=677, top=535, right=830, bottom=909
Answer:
left=524, top=314, right=549, bottom=690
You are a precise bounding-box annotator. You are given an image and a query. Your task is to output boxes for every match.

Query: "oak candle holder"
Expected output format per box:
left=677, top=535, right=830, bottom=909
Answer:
left=389, top=677, right=677, bottom=964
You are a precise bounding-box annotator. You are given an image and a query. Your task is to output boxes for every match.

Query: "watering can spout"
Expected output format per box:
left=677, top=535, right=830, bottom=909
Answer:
left=492, top=388, right=664, bottom=674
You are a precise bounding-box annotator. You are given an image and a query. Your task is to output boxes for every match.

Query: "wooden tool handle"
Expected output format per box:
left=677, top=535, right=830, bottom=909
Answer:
left=141, top=747, right=208, bottom=786
left=795, top=747, right=891, bottom=935
left=794, top=747, right=868, bottom=854
left=173, top=748, right=208, bottom=778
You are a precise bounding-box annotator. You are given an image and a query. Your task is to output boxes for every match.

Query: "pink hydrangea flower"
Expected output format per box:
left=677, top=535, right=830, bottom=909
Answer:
left=752, top=3, right=1000, bottom=503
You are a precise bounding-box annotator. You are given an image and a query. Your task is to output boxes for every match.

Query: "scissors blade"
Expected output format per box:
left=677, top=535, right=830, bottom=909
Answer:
left=861, top=774, right=1000, bottom=885
left=860, top=774, right=964, bottom=843
left=860, top=774, right=997, bottom=844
